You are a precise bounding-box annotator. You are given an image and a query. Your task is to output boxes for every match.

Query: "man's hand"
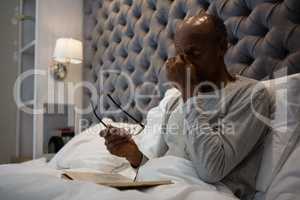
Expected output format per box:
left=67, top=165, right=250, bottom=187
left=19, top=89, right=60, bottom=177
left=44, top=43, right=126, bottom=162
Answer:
left=165, top=54, right=198, bottom=101
left=99, top=125, right=143, bottom=167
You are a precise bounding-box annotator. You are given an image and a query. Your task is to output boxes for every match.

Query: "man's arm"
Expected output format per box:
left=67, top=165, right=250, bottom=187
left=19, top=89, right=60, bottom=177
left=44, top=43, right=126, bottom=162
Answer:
left=134, top=90, right=182, bottom=162
left=100, top=91, right=180, bottom=167
left=183, top=87, right=271, bottom=183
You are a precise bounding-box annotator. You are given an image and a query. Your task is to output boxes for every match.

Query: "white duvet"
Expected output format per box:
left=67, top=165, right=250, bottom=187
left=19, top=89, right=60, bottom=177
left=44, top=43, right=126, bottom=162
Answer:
left=0, top=156, right=237, bottom=200
left=0, top=90, right=238, bottom=200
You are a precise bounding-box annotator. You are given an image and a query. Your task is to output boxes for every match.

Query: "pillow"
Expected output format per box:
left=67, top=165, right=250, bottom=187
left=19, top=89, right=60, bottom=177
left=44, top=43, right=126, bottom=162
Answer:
left=47, top=88, right=180, bottom=173
left=48, top=118, right=140, bottom=173
left=259, top=123, right=300, bottom=200
left=256, top=73, right=300, bottom=192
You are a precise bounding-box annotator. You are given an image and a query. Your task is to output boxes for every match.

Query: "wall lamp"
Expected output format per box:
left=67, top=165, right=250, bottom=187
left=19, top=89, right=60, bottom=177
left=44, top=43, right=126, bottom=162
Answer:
left=51, top=38, right=82, bottom=80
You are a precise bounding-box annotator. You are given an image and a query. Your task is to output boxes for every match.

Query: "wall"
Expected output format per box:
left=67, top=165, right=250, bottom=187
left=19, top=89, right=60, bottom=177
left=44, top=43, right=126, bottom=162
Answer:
left=0, top=0, right=19, bottom=164
left=34, top=0, right=83, bottom=157
left=0, top=0, right=83, bottom=161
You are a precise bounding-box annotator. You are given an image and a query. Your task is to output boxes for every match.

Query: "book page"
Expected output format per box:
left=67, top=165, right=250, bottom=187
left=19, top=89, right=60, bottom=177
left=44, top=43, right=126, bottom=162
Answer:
left=64, top=171, right=132, bottom=184
left=62, top=171, right=173, bottom=189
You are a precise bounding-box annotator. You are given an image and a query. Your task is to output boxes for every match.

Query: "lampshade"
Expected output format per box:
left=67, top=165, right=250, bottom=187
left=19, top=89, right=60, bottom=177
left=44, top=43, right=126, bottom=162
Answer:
left=53, top=38, right=83, bottom=64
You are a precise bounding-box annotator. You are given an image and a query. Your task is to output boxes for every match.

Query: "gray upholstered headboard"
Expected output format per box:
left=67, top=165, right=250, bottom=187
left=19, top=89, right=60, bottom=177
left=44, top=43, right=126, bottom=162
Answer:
left=82, top=0, right=300, bottom=125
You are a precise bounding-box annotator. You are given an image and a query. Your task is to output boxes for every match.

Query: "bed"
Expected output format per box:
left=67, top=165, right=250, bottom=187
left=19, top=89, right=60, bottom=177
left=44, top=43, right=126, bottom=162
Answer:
left=1, top=0, right=300, bottom=200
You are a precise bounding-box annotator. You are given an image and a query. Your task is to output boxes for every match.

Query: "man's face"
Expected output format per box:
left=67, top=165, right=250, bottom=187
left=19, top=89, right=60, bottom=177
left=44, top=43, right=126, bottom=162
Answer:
left=175, top=39, right=220, bottom=81
left=166, top=13, right=225, bottom=84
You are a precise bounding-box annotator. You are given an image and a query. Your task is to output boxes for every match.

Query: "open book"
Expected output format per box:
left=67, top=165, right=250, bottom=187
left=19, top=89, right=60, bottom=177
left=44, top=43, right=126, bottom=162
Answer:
left=62, top=171, right=173, bottom=189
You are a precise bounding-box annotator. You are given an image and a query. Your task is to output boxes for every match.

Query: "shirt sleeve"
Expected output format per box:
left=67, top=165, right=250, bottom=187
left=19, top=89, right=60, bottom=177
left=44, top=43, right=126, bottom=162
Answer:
left=134, top=89, right=182, bottom=160
left=134, top=104, right=168, bottom=160
left=183, top=86, right=271, bottom=184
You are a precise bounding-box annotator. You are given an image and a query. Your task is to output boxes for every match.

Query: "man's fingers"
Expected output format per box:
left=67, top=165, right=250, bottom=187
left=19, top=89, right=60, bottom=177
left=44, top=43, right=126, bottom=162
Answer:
left=105, top=135, right=130, bottom=144
left=106, top=138, right=129, bottom=150
left=109, top=127, right=129, bottom=136
left=99, top=129, right=109, bottom=137
left=104, top=137, right=128, bottom=147
left=99, top=125, right=115, bottom=137
left=106, top=139, right=130, bottom=157
left=104, top=128, right=131, bottom=140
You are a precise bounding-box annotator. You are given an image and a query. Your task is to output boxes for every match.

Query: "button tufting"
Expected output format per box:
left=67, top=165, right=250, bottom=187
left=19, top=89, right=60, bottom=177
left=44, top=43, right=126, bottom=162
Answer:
left=97, top=27, right=103, bottom=35
left=110, top=56, right=116, bottom=62
left=123, top=83, right=129, bottom=91
left=148, top=34, right=158, bottom=49
left=113, top=2, right=120, bottom=13
left=104, top=103, right=110, bottom=110
left=103, top=40, right=109, bottom=48
left=85, top=89, right=92, bottom=98
left=147, top=0, right=157, bottom=11
left=92, top=43, right=97, bottom=51
left=124, top=0, right=133, bottom=6
left=126, top=63, right=135, bottom=73
left=135, top=113, right=143, bottom=123
left=133, top=4, right=142, bottom=19
left=142, top=21, right=150, bottom=33
left=83, top=0, right=300, bottom=123
left=125, top=24, right=135, bottom=38
left=108, top=85, right=115, bottom=93
left=97, top=1, right=102, bottom=8
left=113, top=32, right=122, bottom=43
left=156, top=10, right=168, bottom=26
left=119, top=15, right=127, bottom=26
left=93, top=72, right=98, bottom=82
left=120, top=46, right=128, bottom=58
left=173, top=1, right=187, bottom=19
left=108, top=22, right=114, bottom=31
left=104, top=72, right=109, bottom=79
left=103, top=12, right=108, bottom=19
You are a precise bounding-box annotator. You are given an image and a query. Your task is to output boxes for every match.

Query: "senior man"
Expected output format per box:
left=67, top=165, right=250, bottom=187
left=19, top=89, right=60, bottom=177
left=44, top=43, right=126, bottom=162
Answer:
left=100, top=12, right=271, bottom=200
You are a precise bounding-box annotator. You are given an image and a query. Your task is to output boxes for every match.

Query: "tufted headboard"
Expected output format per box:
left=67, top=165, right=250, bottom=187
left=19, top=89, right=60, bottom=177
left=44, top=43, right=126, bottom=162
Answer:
left=82, top=0, right=300, bottom=125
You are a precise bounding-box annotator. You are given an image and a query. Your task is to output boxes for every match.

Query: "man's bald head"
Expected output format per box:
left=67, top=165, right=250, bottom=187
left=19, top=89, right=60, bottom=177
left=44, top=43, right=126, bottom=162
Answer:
left=167, top=12, right=234, bottom=87
left=174, top=12, right=228, bottom=55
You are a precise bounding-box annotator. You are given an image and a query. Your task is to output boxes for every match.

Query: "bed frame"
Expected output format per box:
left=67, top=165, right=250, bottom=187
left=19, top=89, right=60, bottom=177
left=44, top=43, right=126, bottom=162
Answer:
left=82, top=0, right=300, bottom=125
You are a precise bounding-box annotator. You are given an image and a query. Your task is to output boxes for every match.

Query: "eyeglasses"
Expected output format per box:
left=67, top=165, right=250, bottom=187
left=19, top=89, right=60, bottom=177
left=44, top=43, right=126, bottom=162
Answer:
left=90, top=99, right=108, bottom=128
left=90, top=94, right=145, bottom=136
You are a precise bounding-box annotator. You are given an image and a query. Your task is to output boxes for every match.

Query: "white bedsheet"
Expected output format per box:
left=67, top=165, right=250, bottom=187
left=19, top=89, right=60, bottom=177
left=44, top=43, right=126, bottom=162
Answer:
left=0, top=89, right=239, bottom=200
left=0, top=156, right=238, bottom=200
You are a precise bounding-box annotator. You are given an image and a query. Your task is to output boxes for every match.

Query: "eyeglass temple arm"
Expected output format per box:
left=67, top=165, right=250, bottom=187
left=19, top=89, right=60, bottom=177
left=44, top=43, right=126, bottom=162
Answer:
left=106, top=94, right=144, bottom=128
left=90, top=100, right=108, bottom=128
